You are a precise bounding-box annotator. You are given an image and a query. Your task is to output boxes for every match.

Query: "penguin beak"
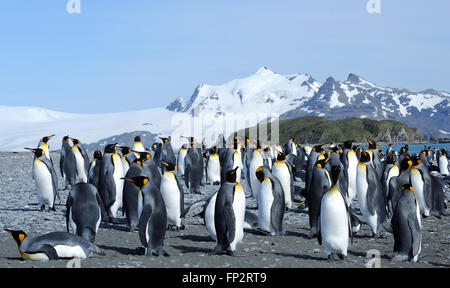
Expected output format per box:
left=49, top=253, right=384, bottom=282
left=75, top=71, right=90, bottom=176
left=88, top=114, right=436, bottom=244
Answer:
left=121, top=177, right=135, bottom=183
left=131, top=150, right=141, bottom=156
left=161, top=161, right=169, bottom=167
left=24, top=147, right=36, bottom=153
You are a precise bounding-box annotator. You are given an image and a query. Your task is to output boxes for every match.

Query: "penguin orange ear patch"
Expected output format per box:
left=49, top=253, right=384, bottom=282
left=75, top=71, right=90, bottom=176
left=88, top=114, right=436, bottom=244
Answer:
left=143, top=178, right=149, bottom=186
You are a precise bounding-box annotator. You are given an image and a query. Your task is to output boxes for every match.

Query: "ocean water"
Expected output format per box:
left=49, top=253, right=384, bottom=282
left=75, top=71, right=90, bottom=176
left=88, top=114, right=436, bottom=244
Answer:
left=374, top=143, right=450, bottom=155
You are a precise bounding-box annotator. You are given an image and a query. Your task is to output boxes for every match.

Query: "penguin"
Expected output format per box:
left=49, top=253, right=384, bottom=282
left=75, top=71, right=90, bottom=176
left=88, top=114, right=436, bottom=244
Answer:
left=98, top=143, right=124, bottom=221
left=317, top=166, right=352, bottom=261
left=206, top=146, right=221, bottom=185
left=159, top=137, right=177, bottom=172
left=184, top=137, right=204, bottom=194
left=66, top=183, right=104, bottom=242
left=271, top=151, right=294, bottom=210
left=88, top=150, right=103, bottom=190
left=356, top=150, right=388, bottom=237
left=391, top=184, right=422, bottom=262
left=221, top=142, right=243, bottom=185
left=5, top=229, right=104, bottom=260
left=117, top=146, right=136, bottom=173
left=123, top=176, right=169, bottom=257
left=213, top=167, right=246, bottom=255
left=132, top=136, right=146, bottom=158
left=382, top=154, right=400, bottom=216
left=388, top=157, right=414, bottom=215
left=366, top=138, right=384, bottom=181
left=308, top=158, right=331, bottom=238
left=410, top=157, right=432, bottom=217
left=255, top=166, right=285, bottom=235
left=122, top=159, right=145, bottom=231
left=160, top=161, right=185, bottom=230
left=36, top=134, right=55, bottom=161
left=60, top=136, right=77, bottom=190
left=305, top=144, right=327, bottom=201
left=285, top=137, right=297, bottom=156
left=137, top=151, right=162, bottom=189
left=177, top=144, right=188, bottom=178
left=25, top=147, right=60, bottom=212
left=340, top=140, right=358, bottom=205
left=248, top=147, right=264, bottom=202
left=438, top=149, right=449, bottom=176
left=69, top=137, right=90, bottom=184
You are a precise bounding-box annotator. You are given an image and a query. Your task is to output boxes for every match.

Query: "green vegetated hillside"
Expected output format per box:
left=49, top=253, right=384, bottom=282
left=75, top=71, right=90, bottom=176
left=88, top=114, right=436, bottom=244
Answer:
left=238, top=116, right=423, bottom=144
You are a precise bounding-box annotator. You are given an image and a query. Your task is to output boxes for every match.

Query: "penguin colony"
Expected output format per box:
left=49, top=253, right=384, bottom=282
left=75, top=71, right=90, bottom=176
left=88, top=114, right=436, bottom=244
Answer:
left=5, top=134, right=450, bottom=263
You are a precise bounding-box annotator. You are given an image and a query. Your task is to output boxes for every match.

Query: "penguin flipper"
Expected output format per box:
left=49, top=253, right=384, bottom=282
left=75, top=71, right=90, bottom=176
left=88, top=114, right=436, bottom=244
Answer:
left=174, top=174, right=185, bottom=217
left=66, top=196, right=73, bottom=233
left=138, top=204, right=152, bottom=247
left=41, top=157, right=60, bottom=203
left=223, top=201, right=236, bottom=245
left=407, top=213, right=422, bottom=257
left=366, top=170, right=378, bottom=216
left=60, top=152, right=65, bottom=177
left=270, top=181, right=285, bottom=234
left=24, top=244, right=59, bottom=260
left=316, top=212, right=322, bottom=245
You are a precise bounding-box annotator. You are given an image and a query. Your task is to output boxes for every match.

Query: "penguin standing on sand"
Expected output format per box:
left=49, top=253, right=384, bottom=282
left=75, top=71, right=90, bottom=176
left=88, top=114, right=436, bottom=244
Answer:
left=160, top=161, right=185, bottom=230
left=66, top=183, right=104, bottom=242
left=177, top=144, right=188, bottom=178
left=5, top=229, right=104, bottom=260
left=184, top=137, right=204, bottom=194
left=308, top=158, right=331, bottom=238
left=214, top=167, right=246, bottom=255
left=317, top=166, right=352, bottom=261
left=123, top=176, right=169, bottom=257
left=391, top=184, right=422, bottom=262
left=25, top=147, right=60, bottom=211
left=249, top=147, right=264, bottom=202
left=69, top=138, right=90, bottom=184
left=255, top=166, right=285, bottom=235
left=356, top=150, right=387, bottom=237
left=60, top=136, right=77, bottom=190
left=122, top=159, right=145, bottom=231
left=340, top=140, right=357, bottom=205
left=206, top=146, right=221, bottom=185
left=382, top=154, right=400, bottom=216
left=88, top=151, right=103, bottom=190
left=272, top=151, right=294, bottom=210
left=98, top=143, right=124, bottom=221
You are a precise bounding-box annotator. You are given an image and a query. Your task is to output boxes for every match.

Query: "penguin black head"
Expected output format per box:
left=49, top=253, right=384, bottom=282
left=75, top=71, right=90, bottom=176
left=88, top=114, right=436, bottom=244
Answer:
left=312, top=144, right=325, bottom=153
left=352, top=145, right=359, bottom=152
left=290, top=137, right=296, bottom=142
left=69, top=137, right=81, bottom=145
left=331, top=146, right=340, bottom=155
left=93, top=150, right=103, bottom=160
left=210, top=146, right=217, bottom=154
left=315, top=158, right=328, bottom=169
left=133, top=150, right=151, bottom=162
left=233, top=135, right=239, bottom=148
left=367, top=138, right=378, bottom=150
left=400, top=157, right=413, bottom=174
left=161, top=161, right=177, bottom=171
left=225, top=166, right=239, bottom=183
left=159, top=137, right=169, bottom=143
left=420, top=150, right=428, bottom=157
left=117, top=146, right=131, bottom=155
left=255, top=166, right=265, bottom=183
left=399, top=147, right=407, bottom=155
left=4, top=229, right=27, bottom=248
left=62, top=135, right=70, bottom=142
left=134, top=136, right=142, bottom=143
left=386, top=154, right=396, bottom=165
left=245, top=136, right=250, bottom=147
left=330, top=166, right=341, bottom=186
left=342, top=140, right=354, bottom=149
left=412, top=155, right=422, bottom=166
left=24, top=147, right=45, bottom=158
left=277, top=151, right=286, bottom=161
left=122, top=176, right=149, bottom=189
left=359, top=150, right=371, bottom=163
left=40, top=134, right=55, bottom=144
left=104, top=143, right=117, bottom=153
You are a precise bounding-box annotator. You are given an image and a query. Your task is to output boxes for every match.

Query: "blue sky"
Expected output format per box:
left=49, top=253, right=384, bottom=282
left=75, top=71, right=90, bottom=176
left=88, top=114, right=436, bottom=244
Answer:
left=0, top=0, right=449, bottom=113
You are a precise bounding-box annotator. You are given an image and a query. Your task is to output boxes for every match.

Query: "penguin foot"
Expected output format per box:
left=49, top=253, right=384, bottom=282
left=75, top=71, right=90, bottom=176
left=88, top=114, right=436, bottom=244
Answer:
left=213, top=181, right=220, bottom=185
left=50, top=206, right=56, bottom=212
left=327, top=254, right=335, bottom=262
left=40, top=205, right=45, bottom=212
left=337, top=254, right=345, bottom=261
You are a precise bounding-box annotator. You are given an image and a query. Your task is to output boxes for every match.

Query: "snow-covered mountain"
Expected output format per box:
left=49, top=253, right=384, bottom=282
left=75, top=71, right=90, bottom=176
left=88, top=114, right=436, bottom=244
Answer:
left=168, top=68, right=450, bottom=139
left=167, top=66, right=321, bottom=117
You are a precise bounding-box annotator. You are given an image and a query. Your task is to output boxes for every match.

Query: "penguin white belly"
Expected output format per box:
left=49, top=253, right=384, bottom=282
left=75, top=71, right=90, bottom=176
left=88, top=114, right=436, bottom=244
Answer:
left=386, top=165, right=399, bottom=198
left=249, top=152, right=264, bottom=201
left=233, top=152, right=243, bottom=181
left=291, top=143, right=297, bottom=156
left=68, top=209, right=77, bottom=234
left=53, top=245, right=87, bottom=259
left=121, top=157, right=130, bottom=176
left=356, top=164, right=378, bottom=234
left=229, top=183, right=246, bottom=251
left=73, top=148, right=87, bottom=183
left=410, top=168, right=430, bottom=217
left=177, top=150, right=187, bottom=177
left=160, top=172, right=181, bottom=227
left=347, top=153, right=358, bottom=203
left=110, top=153, right=124, bottom=217
left=272, top=162, right=291, bottom=209
left=320, top=189, right=349, bottom=256
left=133, top=142, right=145, bottom=158
left=413, top=201, right=422, bottom=262
left=258, top=178, right=275, bottom=234
left=137, top=190, right=144, bottom=219
left=439, top=156, right=449, bottom=176
left=33, top=160, right=54, bottom=207
left=95, top=206, right=102, bottom=233
left=88, top=160, right=96, bottom=181
left=21, top=251, right=50, bottom=261
left=205, top=193, right=218, bottom=241
left=207, top=155, right=221, bottom=184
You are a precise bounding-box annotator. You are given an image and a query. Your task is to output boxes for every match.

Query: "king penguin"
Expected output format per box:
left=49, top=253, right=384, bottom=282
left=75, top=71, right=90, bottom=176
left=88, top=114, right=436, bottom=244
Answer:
left=308, top=158, right=331, bottom=238
left=366, top=138, right=384, bottom=181
left=60, top=136, right=77, bottom=190
left=249, top=146, right=264, bottom=203
left=88, top=150, right=103, bottom=191
left=160, top=161, right=185, bottom=230
left=117, top=146, right=136, bottom=174
left=438, top=149, right=449, bottom=176
left=272, top=151, right=294, bottom=210
left=5, top=229, right=104, bottom=260
left=123, top=176, right=169, bottom=257
left=356, top=150, right=387, bottom=237
left=177, top=144, right=188, bottom=178
left=66, top=183, right=104, bottom=242
left=98, top=143, right=124, bottom=221
left=214, top=167, right=246, bottom=255
left=391, top=184, right=422, bottom=262
left=206, top=146, right=221, bottom=185
left=25, top=147, right=60, bottom=211
left=255, top=166, right=285, bottom=235
left=317, top=166, right=352, bottom=261
left=122, top=159, right=145, bottom=231
left=184, top=137, right=204, bottom=194
left=381, top=154, right=400, bottom=217
left=69, top=137, right=90, bottom=184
